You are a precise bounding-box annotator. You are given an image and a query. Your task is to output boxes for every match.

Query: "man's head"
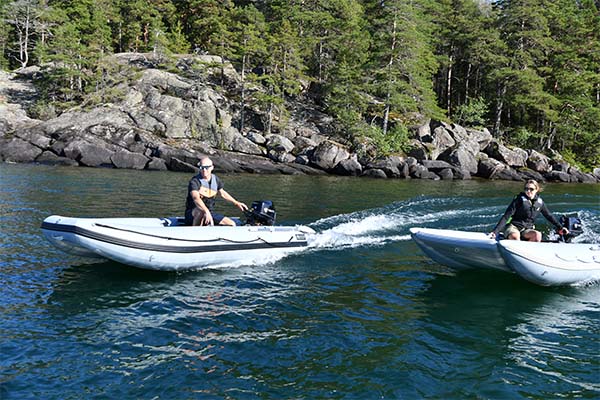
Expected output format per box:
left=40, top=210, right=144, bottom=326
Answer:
left=198, top=157, right=214, bottom=178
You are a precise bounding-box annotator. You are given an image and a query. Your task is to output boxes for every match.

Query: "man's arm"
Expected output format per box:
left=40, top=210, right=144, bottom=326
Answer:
left=219, top=189, right=248, bottom=211
left=191, top=189, right=214, bottom=225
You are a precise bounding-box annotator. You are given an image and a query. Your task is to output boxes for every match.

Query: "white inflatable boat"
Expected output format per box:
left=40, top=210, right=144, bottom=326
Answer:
left=42, top=215, right=315, bottom=271
left=498, top=240, right=600, bottom=286
left=409, top=228, right=511, bottom=272
left=410, top=226, right=600, bottom=286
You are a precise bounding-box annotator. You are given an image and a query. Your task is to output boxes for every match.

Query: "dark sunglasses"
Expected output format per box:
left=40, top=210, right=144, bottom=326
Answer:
left=524, top=187, right=536, bottom=191
left=199, top=165, right=213, bottom=170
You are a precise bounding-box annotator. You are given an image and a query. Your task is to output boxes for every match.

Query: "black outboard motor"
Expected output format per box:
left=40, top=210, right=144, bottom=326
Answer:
left=245, top=200, right=276, bottom=226
left=559, top=213, right=583, bottom=243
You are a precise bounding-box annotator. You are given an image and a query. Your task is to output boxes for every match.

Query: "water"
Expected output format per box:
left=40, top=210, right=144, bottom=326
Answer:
left=1, top=163, right=599, bottom=399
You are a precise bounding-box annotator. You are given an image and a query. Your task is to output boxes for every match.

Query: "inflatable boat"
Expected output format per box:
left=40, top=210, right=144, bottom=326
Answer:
left=498, top=240, right=600, bottom=286
left=410, top=215, right=600, bottom=286
left=41, top=214, right=315, bottom=271
left=409, top=227, right=511, bottom=272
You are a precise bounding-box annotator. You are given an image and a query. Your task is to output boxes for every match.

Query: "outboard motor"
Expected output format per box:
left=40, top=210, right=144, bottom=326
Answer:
left=559, top=213, right=583, bottom=243
left=245, top=200, right=276, bottom=226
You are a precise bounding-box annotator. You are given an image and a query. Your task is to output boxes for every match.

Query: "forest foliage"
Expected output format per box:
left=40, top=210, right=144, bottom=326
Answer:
left=1, top=0, right=599, bottom=168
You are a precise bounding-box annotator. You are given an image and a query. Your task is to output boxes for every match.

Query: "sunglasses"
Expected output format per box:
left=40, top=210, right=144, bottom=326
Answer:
left=199, top=165, right=213, bottom=170
left=524, top=187, right=536, bottom=191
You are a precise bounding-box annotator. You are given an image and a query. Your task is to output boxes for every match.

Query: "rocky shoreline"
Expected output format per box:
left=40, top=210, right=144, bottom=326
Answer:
left=1, top=53, right=598, bottom=183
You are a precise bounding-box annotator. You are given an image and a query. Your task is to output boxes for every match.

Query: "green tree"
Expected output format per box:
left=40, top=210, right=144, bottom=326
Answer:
left=230, top=4, right=267, bottom=132
left=364, top=0, right=443, bottom=136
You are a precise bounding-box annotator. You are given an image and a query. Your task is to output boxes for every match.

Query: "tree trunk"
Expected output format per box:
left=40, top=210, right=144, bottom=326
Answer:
left=240, top=51, right=247, bottom=133
left=446, top=50, right=453, bottom=114
left=382, top=13, right=398, bottom=137
left=493, top=79, right=507, bottom=137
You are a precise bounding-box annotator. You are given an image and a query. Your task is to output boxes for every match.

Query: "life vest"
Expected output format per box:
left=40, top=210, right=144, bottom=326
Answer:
left=196, top=176, right=219, bottom=209
left=511, top=193, right=544, bottom=229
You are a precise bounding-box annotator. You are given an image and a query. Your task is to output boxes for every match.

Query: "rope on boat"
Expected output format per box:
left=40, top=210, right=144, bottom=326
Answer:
left=94, top=223, right=296, bottom=246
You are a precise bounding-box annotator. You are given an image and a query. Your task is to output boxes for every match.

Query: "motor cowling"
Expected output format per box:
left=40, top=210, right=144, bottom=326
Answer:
left=559, top=213, right=583, bottom=242
left=245, top=200, right=276, bottom=226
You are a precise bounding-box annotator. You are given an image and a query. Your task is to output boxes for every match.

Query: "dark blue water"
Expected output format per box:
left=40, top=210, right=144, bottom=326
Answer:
left=1, top=163, right=599, bottom=399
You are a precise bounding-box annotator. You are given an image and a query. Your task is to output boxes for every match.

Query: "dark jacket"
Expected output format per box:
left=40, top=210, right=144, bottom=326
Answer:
left=492, top=192, right=562, bottom=235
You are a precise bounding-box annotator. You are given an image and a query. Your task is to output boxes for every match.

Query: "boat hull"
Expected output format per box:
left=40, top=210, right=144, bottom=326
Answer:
left=410, top=228, right=510, bottom=272
left=498, top=240, right=600, bottom=286
left=42, top=215, right=315, bottom=271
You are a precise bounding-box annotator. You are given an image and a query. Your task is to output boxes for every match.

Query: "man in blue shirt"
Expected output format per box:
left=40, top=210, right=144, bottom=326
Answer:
left=185, top=157, right=248, bottom=226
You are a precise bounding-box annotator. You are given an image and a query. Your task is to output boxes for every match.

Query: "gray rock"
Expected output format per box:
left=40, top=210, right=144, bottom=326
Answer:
left=484, top=141, right=527, bottom=167
left=265, top=134, right=295, bottom=153
left=147, top=157, right=168, bottom=170
left=545, top=170, right=572, bottom=182
left=247, top=131, right=266, bottom=145
left=111, top=150, right=149, bottom=169
left=527, top=150, right=551, bottom=173
left=361, top=168, right=388, bottom=179
left=453, top=169, right=472, bottom=180
left=268, top=149, right=296, bottom=163
left=438, top=168, right=454, bottom=180
left=63, top=140, right=114, bottom=167
left=465, top=127, right=493, bottom=151
left=231, top=135, right=264, bottom=155
left=292, top=136, right=317, bottom=155
left=0, top=138, right=43, bottom=162
left=517, top=168, right=545, bottom=182
left=408, top=140, right=428, bottom=161
left=493, top=167, right=523, bottom=181
left=568, top=167, right=597, bottom=183
left=477, top=158, right=506, bottom=179
left=397, top=162, right=410, bottom=178
left=551, top=160, right=570, bottom=172
left=36, top=151, right=79, bottom=166
left=295, top=154, right=310, bottom=165
left=156, top=144, right=200, bottom=166
left=415, top=121, right=455, bottom=159
left=367, top=156, right=403, bottom=177
left=593, top=167, right=600, bottom=180
left=334, top=157, right=362, bottom=176
left=169, top=157, right=197, bottom=173
left=15, top=130, right=51, bottom=149
left=421, top=159, right=455, bottom=172
left=439, top=144, right=478, bottom=174
left=309, top=140, right=350, bottom=171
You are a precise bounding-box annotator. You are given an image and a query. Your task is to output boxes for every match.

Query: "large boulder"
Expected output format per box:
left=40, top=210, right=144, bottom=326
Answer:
left=546, top=170, right=572, bottom=182
left=333, top=157, right=362, bottom=176
left=527, top=150, right=552, bottom=173
left=568, top=167, right=598, bottom=183
left=484, top=141, right=527, bottom=167
left=361, top=168, right=388, bottom=179
left=439, top=144, right=479, bottom=174
left=63, top=140, right=114, bottom=167
left=477, top=158, right=506, bottom=179
left=366, top=156, right=404, bottom=178
left=309, top=140, right=350, bottom=171
left=36, top=151, right=79, bottom=166
left=111, top=149, right=150, bottom=169
left=265, top=134, right=295, bottom=153
left=231, top=135, right=264, bottom=155
left=415, top=121, right=456, bottom=159
left=0, top=138, right=43, bottom=162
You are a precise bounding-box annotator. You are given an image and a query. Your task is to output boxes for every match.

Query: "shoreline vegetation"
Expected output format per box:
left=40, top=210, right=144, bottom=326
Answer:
left=0, top=0, right=598, bottom=182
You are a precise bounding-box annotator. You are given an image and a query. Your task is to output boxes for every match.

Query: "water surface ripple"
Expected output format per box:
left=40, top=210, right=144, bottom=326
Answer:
left=1, top=163, right=598, bottom=399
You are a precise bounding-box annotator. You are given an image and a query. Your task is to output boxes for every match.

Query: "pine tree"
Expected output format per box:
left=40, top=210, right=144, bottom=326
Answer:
left=364, top=0, right=443, bottom=136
